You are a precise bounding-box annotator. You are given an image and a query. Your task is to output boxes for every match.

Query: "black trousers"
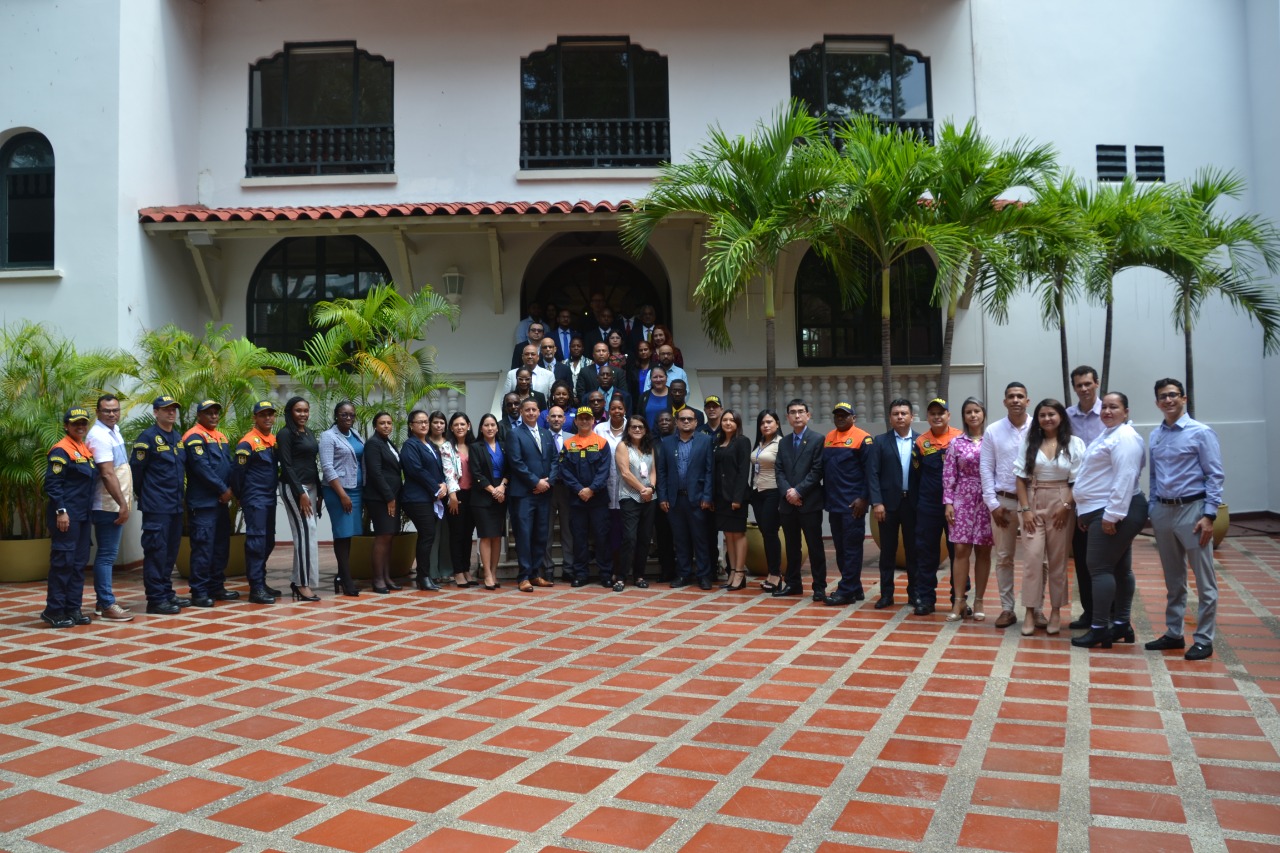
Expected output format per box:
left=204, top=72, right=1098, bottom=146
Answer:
left=878, top=501, right=916, bottom=601
left=1071, top=523, right=1093, bottom=621
left=403, top=501, right=439, bottom=581
left=781, top=509, right=827, bottom=592
left=1083, top=494, right=1149, bottom=629
left=750, top=488, right=782, bottom=576
left=618, top=497, right=657, bottom=581
left=448, top=489, right=475, bottom=574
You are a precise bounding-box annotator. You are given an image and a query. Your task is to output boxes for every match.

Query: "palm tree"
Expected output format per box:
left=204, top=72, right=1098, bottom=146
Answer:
left=1147, top=169, right=1280, bottom=415
left=620, top=100, right=833, bottom=411
left=927, top=120, right=1057, bottom=399
left=1009, top=171, right=1098, bottom=400
left=1081, top=176, right=1178, bottom=391
left=814, top=116, right=969, bottom=425
left=276, top=284, right=460, bottom=438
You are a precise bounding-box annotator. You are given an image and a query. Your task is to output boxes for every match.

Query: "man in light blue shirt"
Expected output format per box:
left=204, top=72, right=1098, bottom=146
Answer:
left=1144, top=378, right=1224, bottom=661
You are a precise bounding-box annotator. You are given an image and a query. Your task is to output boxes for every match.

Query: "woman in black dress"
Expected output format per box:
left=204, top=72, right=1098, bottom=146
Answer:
left=468, top=414, right=508, bottom=590
left=363, top=412, right=402, bottom=593
left=713, top=409, right=751, bottom=591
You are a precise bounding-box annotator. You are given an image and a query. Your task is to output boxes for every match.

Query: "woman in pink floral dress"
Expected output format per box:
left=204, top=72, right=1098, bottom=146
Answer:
left=942, top=398, right=994, bottom=622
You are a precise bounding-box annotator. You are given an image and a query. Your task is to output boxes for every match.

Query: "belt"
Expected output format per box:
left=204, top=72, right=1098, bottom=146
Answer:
left=1157, top=492, right=1205, bottom=506
left=996, top=490, right=1018, bottom=500
left=902, top=490, right=910, bottom=497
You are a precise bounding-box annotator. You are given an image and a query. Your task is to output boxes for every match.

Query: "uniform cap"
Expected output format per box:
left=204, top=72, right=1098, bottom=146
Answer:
left=927, top=397, right=949, bottom=411
left=64, top=407, right=91, bottom=423
left=832, top=402, right=854, bottom=415
left=253, top=400, right=278, bottom=414
left=196, top=399, right=222, bottom=412
left=704, top=395, right=722, bottom=406
left=152, top=395, right=180, bottom=409
left=575, top=406, right=594, bottom=418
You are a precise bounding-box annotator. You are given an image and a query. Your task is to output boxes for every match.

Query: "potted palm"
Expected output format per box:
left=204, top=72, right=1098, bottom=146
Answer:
left=0, top=322, right=131, bottom=582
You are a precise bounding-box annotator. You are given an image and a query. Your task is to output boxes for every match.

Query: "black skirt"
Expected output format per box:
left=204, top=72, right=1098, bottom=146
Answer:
left=715, top=502, right=749, bottom=534
left=473, top=502, right=507, bottom=539
left=367, top=500, right=400, bottom=535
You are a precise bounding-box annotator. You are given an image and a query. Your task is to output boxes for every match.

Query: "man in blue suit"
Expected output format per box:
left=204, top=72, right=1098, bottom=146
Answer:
left=658, top=408, right=714, bottom=589
left=867, top=398, right=919, bottom=609
left=775, top=398, right=827, bottom=600
left=506, top=397, right=560, bottom=592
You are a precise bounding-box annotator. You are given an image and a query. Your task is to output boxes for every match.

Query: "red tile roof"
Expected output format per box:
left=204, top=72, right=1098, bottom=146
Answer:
left=138, top=200, right=632, bottom=223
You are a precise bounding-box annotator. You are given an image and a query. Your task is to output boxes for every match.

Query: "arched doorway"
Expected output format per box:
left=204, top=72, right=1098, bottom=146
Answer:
left=520, top=232, right=671, bottom=331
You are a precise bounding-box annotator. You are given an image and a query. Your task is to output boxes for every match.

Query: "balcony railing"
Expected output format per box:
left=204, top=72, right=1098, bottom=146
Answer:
left=246, top=125, right=395, bottom=177
left=520, top=118, right=670, bottom=169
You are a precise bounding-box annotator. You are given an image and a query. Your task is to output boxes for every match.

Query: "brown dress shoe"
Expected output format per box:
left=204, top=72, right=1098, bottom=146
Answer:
left=532, top=577, right=554, bottom=587
left=994, top=610, right=1017, bottom=629
left=519, top=580, right=535, bottom=592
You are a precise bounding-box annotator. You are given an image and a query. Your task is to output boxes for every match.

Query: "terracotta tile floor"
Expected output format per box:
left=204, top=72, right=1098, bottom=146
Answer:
left=2, top=534, right=1280, bottom=852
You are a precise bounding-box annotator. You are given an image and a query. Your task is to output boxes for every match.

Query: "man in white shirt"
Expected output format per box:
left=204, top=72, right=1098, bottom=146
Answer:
left=503, top=344, right=555, bottom=398
left=85, top=395, right=134, bottom=621
left=980, top=382, right=1032, bottom=630
left=1066, top=365, right=1103, bottom=629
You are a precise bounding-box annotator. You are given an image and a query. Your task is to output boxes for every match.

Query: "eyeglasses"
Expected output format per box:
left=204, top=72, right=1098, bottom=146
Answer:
left=98, top=409, right=120, bottom=416
left=1156, top=392, right=1182, bottom=401
left=677, top=416, right=696, bottom=422
left=410, top=420, right=429, bottom=426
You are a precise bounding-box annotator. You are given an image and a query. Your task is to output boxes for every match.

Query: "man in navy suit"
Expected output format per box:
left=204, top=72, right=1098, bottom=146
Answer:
left=506, top=397, right=560, bottom=592
left=867, top=398, right=919, bottom=608
left=658, top=408, right=714, bottom=589
left=775, top=398, right=827, bottom=601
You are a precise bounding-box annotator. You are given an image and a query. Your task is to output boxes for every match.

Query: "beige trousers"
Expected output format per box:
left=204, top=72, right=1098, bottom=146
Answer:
left=1020, top=482, right=1072, bottom=608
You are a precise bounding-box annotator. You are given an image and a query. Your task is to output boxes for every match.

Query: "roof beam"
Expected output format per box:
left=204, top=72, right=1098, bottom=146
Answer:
left=184, top=237, right=222, bottom=321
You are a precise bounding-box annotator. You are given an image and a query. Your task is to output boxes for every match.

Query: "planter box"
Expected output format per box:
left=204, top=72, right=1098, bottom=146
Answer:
left=744, top=523, right=806, bottom=577
left=0, top=538, right=52, bottom=582
left=349, top=534, right=417, bottom=580
left=175, top=534, right=247, bottom=579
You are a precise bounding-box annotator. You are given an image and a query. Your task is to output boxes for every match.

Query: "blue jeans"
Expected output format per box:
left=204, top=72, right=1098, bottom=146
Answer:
left=91, top=509, right=125, bottom=608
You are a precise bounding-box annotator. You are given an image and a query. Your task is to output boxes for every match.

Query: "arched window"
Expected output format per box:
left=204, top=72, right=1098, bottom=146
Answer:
left=247, top=236, right=391, bottom=356
left=795, top=246, right=941, bottom=367
left=520, top=38, right=670, bottom=169
left=247, top=42, right=394, bottom=177
left=791, top=37, right=933, bottom=142
left=1, top=132, right=54, bottom=269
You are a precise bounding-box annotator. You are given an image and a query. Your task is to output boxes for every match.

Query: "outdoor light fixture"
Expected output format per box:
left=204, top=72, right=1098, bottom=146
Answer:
left=441, top=266, right=465, bottom=304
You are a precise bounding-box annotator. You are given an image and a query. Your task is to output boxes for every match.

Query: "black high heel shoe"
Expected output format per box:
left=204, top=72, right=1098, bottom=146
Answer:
left=1071, top=627, right=1113, bottom=649
left=333, top=576, right=360, bottom=597
left=290, top=583, right=320, bottom=602
left=1110, top=623, right=1136, bottom=644
left=724, top=571, right=747, bottom=592
left=386, top=580, right=404, bottom=591
left=760, top=575, right=781, bottom=592
left=371, top=584, right=391, bottom=594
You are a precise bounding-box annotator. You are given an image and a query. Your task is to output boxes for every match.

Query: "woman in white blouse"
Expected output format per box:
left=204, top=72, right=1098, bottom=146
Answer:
left=1014, top=400, right=1086, bottom=636
left=1070, top=392, right=1149, bottom=649
left=750, top=410, right=783, bottom=591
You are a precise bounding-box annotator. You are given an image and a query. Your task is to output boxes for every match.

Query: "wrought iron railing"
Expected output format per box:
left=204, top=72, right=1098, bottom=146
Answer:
left=246, top=125, right=395, bottom=177
left=520, top=118, right=670, bottom=169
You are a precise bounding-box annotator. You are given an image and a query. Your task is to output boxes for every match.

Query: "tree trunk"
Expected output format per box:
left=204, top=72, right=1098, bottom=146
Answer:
left=1184, top=298, right=1195, bottom=418
left=880, top=265, right=893, bottom=430
left=939, top=297, right=957, bottom=402
left=1101, top=291, right=1114, bottom=392
left=764, top=270, right=777, bottom=412
left=1056, top=280, right=1070, bottom=401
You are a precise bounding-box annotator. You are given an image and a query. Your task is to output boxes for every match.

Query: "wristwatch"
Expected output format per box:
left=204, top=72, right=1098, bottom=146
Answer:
left=1203, top=512, right=1217, bottom=521
left=55, top=508, right=67, bottom=516
left=1019, top=506, right=1031, bottom=512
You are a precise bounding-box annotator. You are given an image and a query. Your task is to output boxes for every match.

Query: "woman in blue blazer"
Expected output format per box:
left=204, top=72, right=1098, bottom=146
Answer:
left=401, top=409, right=447, bottom=592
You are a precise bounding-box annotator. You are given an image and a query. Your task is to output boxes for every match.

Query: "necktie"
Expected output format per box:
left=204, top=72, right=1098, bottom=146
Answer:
left=794, top=434, right=801, bottom=449
left=532, top=427, right=541, bottom=453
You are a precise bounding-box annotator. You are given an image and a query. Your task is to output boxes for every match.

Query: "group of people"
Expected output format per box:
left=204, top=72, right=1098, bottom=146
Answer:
left=39, top=297, right=1224, bottom=663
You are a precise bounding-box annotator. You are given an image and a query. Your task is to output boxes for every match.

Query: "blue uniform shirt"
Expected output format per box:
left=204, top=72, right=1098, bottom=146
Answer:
left=45, top=435, right=97, bottom=519
left=231, top=429, right=278, bottom=508
left=183, top=424, right=231, bottom=510
left=1148, top=413, right=1224, bottom=516
left=132, top=424, right=186, bottom=513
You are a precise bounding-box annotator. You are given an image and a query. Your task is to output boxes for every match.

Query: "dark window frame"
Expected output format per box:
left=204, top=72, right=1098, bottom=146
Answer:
left=1, top=132, right=55, bottom=270
left=246, top=236, right=392, bottom=358
left=794, top=246, right=942, bottom=368
left=519, top=36, right=671, bottom=169
left=246, top=41, right=394, bottom=177
left=790, top=35, right=934, bottom=143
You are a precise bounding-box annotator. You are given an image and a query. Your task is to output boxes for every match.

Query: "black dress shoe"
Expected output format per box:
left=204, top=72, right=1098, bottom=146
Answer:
left=671, top=578, right=691, bottom=589
left=1071, top=627, right=1112, bottom=648
left=1185, top=642, right=1213, bottom=661
left=40, top=609, right=73, bottom=629
left=912, top=604, right=935, bottom=616
left=67, top=609, right=92, bottom=625
left=264, top=585, right=284, bottom=598
left=824, top=593, right=856, bottom=606
left=415, top=577, right=441, bottom=591
left=370, top=586, right=390, bottom=595
left=1068, top=616, right=1091, bottom=630
left=874, top=597, right=895, bottom=609
left=853, top=592, right=865, bottom=602
left=771, top=583, right=801, bottom=597
left=190, top=597, right=215, bottom=608
left=1144, top=634, right=1186, bottom=651
left=387, top=581, right=404, bottom=591
left=1111, top=623, right=1135, bottom=644
left=248, top=587, right=276, bottom=605
left=169, top=596, right=192, bottom=608
left=634, top=578, right=649, bottom=589
left=213, top=589, right=240, bottom=600
left=812, top=591, right=827, bottom=602
left=698, top=579, right=713, bottom=590
left=908, top=594, right=918, bottom=608
left=146, top=600, right=181, bottom=615
left=571, top=578, right=588, bottom=588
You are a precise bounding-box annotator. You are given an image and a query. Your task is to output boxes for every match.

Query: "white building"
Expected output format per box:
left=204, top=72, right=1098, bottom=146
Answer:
left=2, top=0, right=1278, bottom=517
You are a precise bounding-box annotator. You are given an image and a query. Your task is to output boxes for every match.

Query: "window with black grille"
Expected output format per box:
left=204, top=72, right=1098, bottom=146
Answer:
left=1096, top=145, right=1127, bottom=181
left=1134, top=146, right=1165, bottom=182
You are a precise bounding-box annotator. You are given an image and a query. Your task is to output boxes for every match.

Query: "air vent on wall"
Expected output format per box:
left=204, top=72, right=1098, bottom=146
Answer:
left=1134, top=145, right=1165, bottom=182
left=1096, top=144, right=1127, bottom=181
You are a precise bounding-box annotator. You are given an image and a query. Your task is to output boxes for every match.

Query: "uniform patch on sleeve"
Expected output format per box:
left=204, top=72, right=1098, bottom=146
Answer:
left=193, top=445, right=204, bottom=456
left=51, top=462, right=63, bottom=474
left=135, top=449, right=147, bottom=461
